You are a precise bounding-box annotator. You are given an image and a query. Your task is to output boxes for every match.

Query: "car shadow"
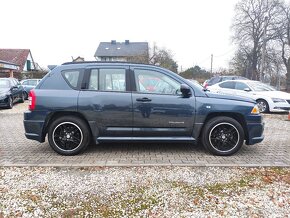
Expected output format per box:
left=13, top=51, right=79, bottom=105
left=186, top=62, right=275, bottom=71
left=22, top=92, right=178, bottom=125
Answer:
left=85, top=142, right=206, bottom=154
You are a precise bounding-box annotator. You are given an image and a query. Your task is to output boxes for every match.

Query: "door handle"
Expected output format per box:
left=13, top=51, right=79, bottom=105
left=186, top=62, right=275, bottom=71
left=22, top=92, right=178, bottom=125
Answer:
left=136, top=97, right=152, bottom=102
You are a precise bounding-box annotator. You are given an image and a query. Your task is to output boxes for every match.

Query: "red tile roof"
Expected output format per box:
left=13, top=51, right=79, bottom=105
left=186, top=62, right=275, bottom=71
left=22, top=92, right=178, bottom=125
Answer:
left=0, top=49, right=30, bottom=72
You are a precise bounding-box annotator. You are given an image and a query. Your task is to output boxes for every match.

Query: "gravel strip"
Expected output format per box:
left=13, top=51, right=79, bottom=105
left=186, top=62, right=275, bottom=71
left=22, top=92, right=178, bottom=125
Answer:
left=0, top=167, right=289, bottom=217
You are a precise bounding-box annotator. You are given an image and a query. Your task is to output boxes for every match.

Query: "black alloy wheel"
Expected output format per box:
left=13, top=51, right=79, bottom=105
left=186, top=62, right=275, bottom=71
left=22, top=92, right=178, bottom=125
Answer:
left=48, top=116, right=90, bottom=155
left=202, top=116, right=244, bottom=156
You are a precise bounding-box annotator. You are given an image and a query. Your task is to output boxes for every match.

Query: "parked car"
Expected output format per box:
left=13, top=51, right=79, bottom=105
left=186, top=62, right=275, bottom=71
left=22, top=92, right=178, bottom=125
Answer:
left=20, top=79, right=41, bottom=99
left=208, top=80, right=290, bottom=113
left=0, top=78, right=25, bottom=109
left=203, top=75, right=248, bottom=88
left=24, top=62, right=264, bottom=156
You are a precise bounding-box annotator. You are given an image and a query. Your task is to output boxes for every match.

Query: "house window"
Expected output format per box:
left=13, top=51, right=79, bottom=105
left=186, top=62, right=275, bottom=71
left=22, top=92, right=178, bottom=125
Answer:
left=27, top=60, right=31, bottom=71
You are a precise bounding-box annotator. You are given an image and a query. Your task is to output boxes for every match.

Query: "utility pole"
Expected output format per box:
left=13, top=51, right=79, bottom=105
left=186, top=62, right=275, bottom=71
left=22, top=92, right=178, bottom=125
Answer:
left=210, top=54, right=213, bottom=74
left=261, top=16, right=268, bottom=82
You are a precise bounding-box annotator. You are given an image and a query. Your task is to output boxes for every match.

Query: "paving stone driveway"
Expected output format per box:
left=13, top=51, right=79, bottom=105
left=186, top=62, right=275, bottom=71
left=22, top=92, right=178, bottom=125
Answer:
left=0, top=102, right=289, bottom=167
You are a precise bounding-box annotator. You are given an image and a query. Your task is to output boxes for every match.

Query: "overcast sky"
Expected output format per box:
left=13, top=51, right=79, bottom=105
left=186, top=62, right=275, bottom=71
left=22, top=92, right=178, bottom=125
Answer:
left=0, top=0, right=239, bottom=71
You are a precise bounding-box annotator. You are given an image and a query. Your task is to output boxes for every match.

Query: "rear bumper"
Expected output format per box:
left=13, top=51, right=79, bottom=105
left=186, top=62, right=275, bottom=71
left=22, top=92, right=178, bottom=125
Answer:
left=24, top=111, right=46, bottom=142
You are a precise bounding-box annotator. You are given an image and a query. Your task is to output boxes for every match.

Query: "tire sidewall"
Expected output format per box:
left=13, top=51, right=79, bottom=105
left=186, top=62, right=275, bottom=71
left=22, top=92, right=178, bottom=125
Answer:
left=202, top=116, right=244, bottom=156
left=7, top=96, right=13, bottom=109
left=48, top=116, right=90, bottom=155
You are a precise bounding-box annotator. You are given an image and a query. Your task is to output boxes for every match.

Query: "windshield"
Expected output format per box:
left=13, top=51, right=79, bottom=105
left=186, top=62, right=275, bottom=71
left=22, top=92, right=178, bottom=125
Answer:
left=0, top=80, right=10, bottom=89
left=250, top=82, right=276, bottom=91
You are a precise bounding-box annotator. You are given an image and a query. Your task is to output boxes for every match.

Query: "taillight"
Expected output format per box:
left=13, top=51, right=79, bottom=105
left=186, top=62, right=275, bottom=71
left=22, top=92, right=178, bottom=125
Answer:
left=28, top=90, right=36, bottom=111
left=204, top=83, right=208, bottom=89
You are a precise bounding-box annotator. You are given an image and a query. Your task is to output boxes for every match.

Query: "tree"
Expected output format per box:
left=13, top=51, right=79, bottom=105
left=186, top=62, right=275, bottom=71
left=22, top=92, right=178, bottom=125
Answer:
left=179, top=65, right=210, bottom=80
left=149, top=44, right=178, bottom=73
left=276, top=1, right=290, bottom=91
left=232, top=0, right=281, bottom=80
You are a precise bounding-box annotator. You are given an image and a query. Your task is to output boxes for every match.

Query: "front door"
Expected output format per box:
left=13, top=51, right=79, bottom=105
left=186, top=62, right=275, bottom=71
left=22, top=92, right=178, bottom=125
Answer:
left=131, top=68, right=195, bottom=138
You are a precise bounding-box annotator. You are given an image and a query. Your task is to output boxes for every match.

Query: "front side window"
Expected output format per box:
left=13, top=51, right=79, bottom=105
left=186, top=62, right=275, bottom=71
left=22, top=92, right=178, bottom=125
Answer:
left=134, top=69, right=180, bottom=95
left=235, top=82, right=249, bottom=90
left=99, top=69, right=126, bottom=91
left=63, top=70, right=80, bottom=88
left=219, top=81, right=235, bottom=89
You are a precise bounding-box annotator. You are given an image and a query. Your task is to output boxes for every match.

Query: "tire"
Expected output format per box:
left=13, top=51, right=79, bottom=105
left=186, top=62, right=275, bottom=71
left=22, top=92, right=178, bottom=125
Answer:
left=7, top=96, right=13, bottom=109
left=19, top=92, right=25, bottom=103
left=256, top=99, right=269, bottom=113
left=201, top=116, right=244, bottom=156
left=48, top=116, right=90, bottom=155
left=23, top=92, right=28, bottom=100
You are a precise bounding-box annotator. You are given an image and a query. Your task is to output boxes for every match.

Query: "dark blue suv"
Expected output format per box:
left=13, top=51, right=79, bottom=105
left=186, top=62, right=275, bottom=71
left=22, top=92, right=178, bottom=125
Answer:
left=24, top=62, right=264, bottom=156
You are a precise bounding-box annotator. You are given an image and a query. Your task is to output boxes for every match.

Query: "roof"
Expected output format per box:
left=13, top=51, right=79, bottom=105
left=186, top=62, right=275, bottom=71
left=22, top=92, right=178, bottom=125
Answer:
left=95, top=41, right=148, bottom=57
left=0, top=49, right=31, bottom=72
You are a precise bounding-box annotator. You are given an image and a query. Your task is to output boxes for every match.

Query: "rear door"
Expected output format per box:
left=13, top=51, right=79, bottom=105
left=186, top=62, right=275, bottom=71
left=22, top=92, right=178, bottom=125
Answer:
left=78, top=65, right=133, bottom=138
left=131, top=67, right=195, bottom=138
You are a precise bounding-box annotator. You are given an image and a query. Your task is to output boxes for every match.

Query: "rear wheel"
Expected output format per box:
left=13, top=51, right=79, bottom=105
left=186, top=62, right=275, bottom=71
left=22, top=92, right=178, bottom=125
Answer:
left=48, top=116, right=90, bottom=155
left=202, top=116, right=244, bottom=156
left=256, top=99, right=269, bottom=113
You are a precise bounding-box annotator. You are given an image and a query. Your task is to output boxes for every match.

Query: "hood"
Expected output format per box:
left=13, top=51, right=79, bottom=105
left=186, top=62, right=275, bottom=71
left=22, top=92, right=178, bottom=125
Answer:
left=255, top=91, right=290, bottom=99
left=205, top=92, right=256, bottom=103
left=0, top=88, right=10, bottom=95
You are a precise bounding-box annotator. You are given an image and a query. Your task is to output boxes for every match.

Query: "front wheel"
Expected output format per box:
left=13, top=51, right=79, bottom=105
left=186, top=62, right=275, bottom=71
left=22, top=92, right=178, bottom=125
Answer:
left=48, top=116, right=90, bottom=155
left=256, top=99, right=269, bottom=113
left=201, top=116, right=244, bottom=156
left=7, top=96, right=13, bottom=109
left=19, top=92, right=25, bottom=103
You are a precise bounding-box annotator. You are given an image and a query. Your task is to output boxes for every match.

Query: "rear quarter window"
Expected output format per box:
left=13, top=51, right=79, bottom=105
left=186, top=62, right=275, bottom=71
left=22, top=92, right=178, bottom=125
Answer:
left=63, top=70, right=80, bottom=88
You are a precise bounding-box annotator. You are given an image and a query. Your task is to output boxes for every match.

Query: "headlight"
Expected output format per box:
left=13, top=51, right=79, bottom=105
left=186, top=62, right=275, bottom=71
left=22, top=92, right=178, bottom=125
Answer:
left=251, top=105, right=260, bottom=114
left=272, top=98, right=286, bottom=103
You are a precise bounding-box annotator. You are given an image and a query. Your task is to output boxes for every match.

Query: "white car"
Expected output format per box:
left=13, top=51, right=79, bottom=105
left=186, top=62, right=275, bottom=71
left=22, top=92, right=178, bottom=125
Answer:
left=208, top=80, right=290, bottom=113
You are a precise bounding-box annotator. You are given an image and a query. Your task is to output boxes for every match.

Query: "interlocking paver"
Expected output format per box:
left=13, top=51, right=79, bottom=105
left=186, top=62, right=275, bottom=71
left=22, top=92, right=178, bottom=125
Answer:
left=0, top=102, right=290, bottom=166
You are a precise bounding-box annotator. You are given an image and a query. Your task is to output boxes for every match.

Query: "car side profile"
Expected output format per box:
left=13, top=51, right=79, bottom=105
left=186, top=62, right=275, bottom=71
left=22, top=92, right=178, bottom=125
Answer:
left=208, top=80, right=290, bottom=113
left=203, top=75, right=248, bottom=88
left=0, top=78, right=25, bottom=109
left=24, top=62, right=264, bottom=156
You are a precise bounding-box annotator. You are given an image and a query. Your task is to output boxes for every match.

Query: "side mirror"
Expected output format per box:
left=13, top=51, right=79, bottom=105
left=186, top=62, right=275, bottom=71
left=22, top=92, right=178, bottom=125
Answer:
left=180, top=84, right=191, bottom=97
left=244, top=88, right=251, bottom=92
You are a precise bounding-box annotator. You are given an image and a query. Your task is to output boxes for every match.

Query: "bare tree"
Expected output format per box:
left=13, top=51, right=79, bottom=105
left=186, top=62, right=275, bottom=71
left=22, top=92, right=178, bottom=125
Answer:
left=149, top=44, right=178, bottom=73
left=232, top=0, right=281, bottom=80
left=276, top=1, right=290, bottom=91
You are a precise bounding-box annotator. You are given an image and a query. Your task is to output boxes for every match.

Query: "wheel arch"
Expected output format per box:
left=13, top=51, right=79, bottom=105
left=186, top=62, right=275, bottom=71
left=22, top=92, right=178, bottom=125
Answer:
left=199, top=112, right=248, bottom=142
left=42, top=111, right=93, bottom=142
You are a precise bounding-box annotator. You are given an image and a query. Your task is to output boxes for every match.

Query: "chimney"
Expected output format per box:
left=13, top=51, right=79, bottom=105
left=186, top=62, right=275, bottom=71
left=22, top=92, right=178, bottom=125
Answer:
left=111, top=40, right=116, bottom=44
left=125, top=40, right=129, bottom=45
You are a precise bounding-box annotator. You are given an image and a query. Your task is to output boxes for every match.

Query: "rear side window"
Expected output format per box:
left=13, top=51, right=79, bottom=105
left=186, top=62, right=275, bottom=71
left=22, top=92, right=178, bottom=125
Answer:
left=99, top=69, right=126, bottom=91
left=63, top=70, right=80, bottom=88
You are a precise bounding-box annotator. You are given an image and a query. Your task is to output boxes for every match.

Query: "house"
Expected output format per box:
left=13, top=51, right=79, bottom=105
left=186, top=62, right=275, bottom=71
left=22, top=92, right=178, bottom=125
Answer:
left=94, top=40, right=149, bottom=63
left=0, top=49, right=36, bottom=78
left=72, top=56, right=85, bottom=62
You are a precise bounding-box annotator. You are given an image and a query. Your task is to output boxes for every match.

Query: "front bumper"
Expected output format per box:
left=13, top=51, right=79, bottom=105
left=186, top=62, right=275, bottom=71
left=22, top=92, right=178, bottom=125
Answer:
left=245, top=115, right=265, bottom=145
left=0, top=96, right=9, bottom=107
